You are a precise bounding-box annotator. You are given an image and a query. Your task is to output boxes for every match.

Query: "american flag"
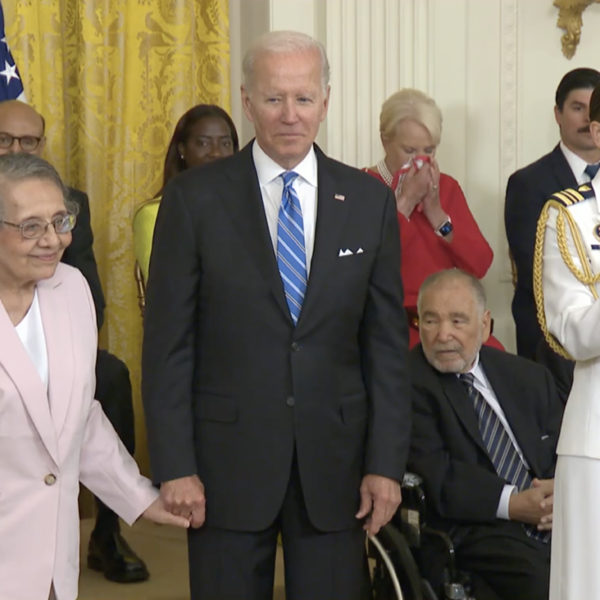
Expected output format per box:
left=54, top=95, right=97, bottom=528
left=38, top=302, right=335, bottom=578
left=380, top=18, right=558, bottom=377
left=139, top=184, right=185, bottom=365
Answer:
left=0, top=1, right=25, bottom=101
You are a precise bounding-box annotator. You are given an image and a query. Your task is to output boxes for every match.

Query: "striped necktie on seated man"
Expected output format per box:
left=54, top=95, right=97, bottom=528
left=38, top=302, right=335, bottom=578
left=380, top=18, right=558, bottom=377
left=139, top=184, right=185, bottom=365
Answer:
left=277, top=171, right=307, bottom=325
left=459, top=372, right=550, bottom=543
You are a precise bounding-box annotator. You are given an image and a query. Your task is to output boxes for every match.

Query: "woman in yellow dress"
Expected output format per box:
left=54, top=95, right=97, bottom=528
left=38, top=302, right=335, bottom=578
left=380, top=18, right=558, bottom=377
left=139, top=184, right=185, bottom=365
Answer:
left=133, top=104, right=239, bottom=288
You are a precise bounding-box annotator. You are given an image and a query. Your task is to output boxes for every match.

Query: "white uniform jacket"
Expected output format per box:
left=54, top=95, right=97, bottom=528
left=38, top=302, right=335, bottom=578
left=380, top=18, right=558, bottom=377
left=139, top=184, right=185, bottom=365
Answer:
left=542, top=178, right=600, bottom=459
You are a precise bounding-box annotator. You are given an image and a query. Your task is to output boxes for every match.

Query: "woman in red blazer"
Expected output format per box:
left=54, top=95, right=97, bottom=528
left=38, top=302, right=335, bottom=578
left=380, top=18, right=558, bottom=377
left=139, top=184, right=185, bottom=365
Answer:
left=365, top=88, right=503, bottom=350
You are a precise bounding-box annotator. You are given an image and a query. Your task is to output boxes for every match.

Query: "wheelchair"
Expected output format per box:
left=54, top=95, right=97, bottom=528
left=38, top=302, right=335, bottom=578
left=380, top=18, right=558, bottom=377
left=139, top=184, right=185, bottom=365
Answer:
left=367, top=473, right=476, bottom=600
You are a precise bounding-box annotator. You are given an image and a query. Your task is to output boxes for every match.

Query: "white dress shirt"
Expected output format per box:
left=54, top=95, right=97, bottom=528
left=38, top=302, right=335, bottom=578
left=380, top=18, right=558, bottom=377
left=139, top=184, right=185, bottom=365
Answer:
left=461, top=354, right=529, bottom=519
left=252, top=141, right=318, bottom=274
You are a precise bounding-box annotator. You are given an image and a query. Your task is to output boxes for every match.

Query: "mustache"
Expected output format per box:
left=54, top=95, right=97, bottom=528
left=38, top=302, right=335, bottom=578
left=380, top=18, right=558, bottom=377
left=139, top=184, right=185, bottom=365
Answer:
left=578, top=125, right=591, bottom=133
left=433, top=344, right=462, bottom=353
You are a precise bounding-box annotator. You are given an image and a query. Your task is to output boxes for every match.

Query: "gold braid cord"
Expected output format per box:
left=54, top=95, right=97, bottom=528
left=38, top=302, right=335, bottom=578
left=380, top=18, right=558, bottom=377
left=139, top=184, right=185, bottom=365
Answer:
left=533, top=198, right=600, bottom=359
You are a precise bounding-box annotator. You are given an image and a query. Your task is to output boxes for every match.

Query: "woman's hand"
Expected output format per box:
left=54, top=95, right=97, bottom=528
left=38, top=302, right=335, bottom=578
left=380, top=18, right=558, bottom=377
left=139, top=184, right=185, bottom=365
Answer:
left=142, top=495, right=191, bottom=528
left=395, top=164, right=430, bottom=219
left=419, top=159, right=453, bottom=241
left=420, top=158, right=443, bottom=221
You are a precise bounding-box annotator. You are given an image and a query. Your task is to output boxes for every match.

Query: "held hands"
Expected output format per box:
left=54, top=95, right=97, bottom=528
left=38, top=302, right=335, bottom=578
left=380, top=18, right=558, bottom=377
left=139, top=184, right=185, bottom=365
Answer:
left=142, top=495, right=191, bottom=529
left=508, top=478, right=554, bottom=531
left=355, top=474, right=402, bottom=536
left=160, top=474, right=206, bottom=529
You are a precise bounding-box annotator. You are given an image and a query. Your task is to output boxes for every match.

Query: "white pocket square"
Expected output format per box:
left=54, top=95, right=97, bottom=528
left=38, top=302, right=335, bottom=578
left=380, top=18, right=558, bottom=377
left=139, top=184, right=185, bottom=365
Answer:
left=338, top=247, right=364, bottom=257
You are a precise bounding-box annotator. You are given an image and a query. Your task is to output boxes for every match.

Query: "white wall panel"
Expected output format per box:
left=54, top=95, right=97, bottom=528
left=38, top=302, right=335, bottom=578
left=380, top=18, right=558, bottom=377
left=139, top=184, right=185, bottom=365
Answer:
left=229, top=0, right=600, bottom=351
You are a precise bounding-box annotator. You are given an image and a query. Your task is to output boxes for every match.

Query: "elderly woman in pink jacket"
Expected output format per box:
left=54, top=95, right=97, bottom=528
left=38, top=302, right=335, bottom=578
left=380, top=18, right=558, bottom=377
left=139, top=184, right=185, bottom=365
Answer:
left=0, top=153, right=188, bottom=600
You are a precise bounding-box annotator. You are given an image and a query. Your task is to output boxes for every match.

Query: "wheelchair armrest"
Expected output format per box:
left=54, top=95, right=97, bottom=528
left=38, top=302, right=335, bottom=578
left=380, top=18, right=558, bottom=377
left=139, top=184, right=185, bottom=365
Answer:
left=401, top=472, right=426, bottom=514
left=402, top=471, right=424, bottom=488
left=397, top=472, right=427, bottom=546
left=398, top=473, right=473, bottom=599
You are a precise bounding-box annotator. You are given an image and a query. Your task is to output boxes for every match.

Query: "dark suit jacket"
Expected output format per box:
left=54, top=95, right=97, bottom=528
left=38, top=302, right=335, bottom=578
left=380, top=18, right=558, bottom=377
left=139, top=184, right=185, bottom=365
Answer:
left=504, top=145, right=576, bottom=359
left=408, top=345, right=562, bottom=536
left=142, top=142, right=411, bottom=532
left=61, top=187, right=105, bottom=328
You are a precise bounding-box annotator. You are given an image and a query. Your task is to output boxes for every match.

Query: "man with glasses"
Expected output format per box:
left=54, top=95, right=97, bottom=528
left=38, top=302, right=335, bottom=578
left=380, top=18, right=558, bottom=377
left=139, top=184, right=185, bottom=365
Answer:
left=0, top=99, right=150, bottom=583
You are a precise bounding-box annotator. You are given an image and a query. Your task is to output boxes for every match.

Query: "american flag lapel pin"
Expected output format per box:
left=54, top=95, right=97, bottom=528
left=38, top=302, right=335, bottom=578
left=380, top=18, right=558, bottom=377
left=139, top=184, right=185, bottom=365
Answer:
left=334, top=193, right=345, bottom=201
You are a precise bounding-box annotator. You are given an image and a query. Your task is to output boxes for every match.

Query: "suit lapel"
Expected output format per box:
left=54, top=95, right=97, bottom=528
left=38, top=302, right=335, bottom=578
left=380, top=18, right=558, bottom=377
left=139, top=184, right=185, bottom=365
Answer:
left=37, top=271, right=75, bottom=439
left=479, top=349, right=541, bottom=474
left=219, top=144, right=290, bottom=321
left=0, top=290, right=59, bottom=465
left=296, top=149, right=349, bottom=328
left=439, top=372, right=489, bottom=457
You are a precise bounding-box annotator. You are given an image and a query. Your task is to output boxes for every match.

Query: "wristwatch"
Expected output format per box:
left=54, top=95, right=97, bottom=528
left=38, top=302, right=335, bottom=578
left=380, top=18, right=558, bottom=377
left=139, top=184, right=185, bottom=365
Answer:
left=434, top=216, right=453, bottom=238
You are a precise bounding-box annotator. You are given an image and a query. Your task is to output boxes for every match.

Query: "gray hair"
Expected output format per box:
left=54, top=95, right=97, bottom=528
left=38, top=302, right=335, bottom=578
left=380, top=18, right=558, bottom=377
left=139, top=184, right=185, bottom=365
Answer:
left=242, top=30, right=330, bottom=94
left=380, top=88, right=443, bottom=146
left=0, top=153, right=73, bottom=219
left=417, top=269, right=486, bottom=316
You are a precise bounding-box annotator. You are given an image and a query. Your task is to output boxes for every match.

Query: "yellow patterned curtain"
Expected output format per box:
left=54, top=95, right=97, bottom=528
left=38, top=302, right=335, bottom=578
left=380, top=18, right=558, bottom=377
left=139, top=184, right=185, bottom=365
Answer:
left=5, top=0, right=230, bottom=473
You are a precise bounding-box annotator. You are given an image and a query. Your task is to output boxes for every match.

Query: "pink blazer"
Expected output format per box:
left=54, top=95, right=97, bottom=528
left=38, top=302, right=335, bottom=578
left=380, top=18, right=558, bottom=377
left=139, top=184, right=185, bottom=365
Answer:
left=0, top=263, right=157, bottom=600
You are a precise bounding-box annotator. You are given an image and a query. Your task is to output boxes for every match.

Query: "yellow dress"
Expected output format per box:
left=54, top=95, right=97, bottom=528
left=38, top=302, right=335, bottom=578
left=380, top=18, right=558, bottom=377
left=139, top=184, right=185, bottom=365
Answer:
left=132, top=198, right=161, bottom=283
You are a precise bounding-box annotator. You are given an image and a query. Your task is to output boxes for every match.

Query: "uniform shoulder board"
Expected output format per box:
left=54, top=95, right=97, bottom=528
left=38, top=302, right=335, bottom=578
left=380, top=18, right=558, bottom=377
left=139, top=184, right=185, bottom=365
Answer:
left=549, top=183, right=595, bottom=206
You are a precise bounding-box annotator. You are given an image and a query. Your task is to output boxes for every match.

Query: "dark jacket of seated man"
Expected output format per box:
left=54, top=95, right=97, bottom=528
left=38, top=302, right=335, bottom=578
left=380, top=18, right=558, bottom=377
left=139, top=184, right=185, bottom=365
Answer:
left=407, top=269, right=564, bottom=600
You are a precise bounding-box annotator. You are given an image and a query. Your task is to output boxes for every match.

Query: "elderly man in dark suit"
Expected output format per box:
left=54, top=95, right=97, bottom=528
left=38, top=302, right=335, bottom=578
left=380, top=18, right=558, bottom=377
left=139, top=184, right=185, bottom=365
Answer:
left=0, top=99, right=149, bottom=583
left=409, top=269, right=563, bottom=600
left=505, top=68, right=600, bottom=398
left=143, top=30, right=411, bottom=600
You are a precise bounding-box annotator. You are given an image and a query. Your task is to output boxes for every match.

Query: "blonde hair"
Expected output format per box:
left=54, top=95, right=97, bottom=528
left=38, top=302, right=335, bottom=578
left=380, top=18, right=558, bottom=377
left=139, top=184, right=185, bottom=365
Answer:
left=380, top=89, right=442, bottom=146
left=242, top=30, right=330, bottom=93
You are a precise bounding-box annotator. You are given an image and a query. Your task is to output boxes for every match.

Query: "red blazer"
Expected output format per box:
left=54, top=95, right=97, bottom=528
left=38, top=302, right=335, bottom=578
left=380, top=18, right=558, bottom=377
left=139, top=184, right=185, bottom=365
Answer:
left=365, top=169, right=502, bottom=350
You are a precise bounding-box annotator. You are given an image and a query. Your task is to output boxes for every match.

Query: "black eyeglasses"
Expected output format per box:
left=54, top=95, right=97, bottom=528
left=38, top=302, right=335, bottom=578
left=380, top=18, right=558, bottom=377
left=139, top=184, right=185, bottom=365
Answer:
left=0, top=132, right=42, bottom=152
left=0, top=213, right=77, bottom=239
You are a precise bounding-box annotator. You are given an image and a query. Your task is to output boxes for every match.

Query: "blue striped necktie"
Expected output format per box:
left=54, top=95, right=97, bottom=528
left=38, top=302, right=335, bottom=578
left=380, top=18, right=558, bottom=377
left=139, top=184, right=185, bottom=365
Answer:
left=460, top=373, right=549, bottom=543
left=277, top=171, right=307, bottom=325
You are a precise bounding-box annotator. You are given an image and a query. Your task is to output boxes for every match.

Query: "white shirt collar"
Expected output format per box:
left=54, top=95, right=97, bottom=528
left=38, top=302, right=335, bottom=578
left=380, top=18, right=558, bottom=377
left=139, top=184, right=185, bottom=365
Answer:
left=252, top=140, right=318, bottom=188
left=560, top=141, right=592, bottom=185
left=458, top=352, right=485, bottom=385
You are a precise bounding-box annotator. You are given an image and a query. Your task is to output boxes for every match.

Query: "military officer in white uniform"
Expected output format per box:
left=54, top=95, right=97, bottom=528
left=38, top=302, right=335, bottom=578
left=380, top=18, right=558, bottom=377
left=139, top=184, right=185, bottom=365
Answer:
left=536, top=81, right=600, bottom=600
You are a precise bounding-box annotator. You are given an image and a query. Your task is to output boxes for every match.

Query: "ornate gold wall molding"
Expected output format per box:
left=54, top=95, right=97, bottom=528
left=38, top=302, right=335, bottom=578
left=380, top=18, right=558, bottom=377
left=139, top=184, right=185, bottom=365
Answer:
left=554, top=0, right=599, bottom=59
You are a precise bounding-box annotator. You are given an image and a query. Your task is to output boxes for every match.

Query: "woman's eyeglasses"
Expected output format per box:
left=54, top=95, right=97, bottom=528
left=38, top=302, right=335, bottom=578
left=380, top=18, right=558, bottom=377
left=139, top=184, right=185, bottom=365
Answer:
left=0, top=213, right=77, bottom=239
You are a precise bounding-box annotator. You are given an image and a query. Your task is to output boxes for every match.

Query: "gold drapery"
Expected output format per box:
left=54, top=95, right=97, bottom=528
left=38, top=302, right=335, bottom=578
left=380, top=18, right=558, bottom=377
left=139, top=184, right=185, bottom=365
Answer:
left=6, top=0, right=231, bottom=473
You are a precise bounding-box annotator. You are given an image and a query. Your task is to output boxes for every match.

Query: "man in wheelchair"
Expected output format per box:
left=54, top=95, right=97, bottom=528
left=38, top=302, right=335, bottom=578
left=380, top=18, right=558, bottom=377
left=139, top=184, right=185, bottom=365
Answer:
left=405, top=269, right=562, bottom=600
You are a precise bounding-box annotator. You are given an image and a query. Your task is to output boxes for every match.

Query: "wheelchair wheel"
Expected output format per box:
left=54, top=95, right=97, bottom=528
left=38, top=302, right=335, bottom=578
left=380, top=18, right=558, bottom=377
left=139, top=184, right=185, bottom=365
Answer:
left=367, top=524, right=427, bottom=600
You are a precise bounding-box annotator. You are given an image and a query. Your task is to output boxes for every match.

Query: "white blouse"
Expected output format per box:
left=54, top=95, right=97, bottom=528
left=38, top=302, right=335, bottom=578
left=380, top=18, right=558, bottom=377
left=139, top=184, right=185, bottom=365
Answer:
left=15, top=289, right=49, bottom=390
